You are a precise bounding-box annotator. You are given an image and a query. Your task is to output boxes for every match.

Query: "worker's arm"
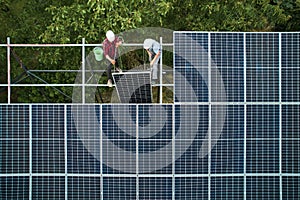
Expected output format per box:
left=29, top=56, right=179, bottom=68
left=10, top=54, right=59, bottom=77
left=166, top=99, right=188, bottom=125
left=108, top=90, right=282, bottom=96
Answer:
left=150, top=51, right=160, bottom=66
left=106, top=55, right=116, bottom=65
left=146, top=49, right=152, bottom=62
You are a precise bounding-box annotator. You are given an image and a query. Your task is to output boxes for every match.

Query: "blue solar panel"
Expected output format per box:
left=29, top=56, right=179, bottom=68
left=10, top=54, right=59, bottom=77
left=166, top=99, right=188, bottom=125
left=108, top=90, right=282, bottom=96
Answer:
left=67, top=138, right=101, bottom=174
left=246, top=68, right=279, bottom=102
left=113, top=72, right=152, bottom=103
left=219, top=105, right=244, bottom=140
left=32, top=139, right=65, bottom=173
left=67, top=105, right=101, bottom=174
left=282, top=176, right=300, bottom=199
left=246, top=139, right=280, bottom=173
left=67, top=177, right=101, bottom=199
left=246, top=33, right=280, bottom=102
left=215, top=67, right=244, bottom=102
left=103, top=177, right=136, bottom=199
left=282, top=105, right=300, bottom=139
left=211, top=177, right=244, bottom=199
left=139, top=177, right=172, bottom=199
left=1, top=177, right=29, bottom=199
left=246, top=176, right=280, bottom=199
left=282, top=139, right=300, bottom=174
left=0, top=105, right=29, bottom=138
left=1, top=140, right=29, bottom=174
left=175, top=139, right=209, bottom=174
left=282, top=68, right=300, bottom=102
left=211, top=33, right=244, bottom=102
left=282, top=33, right=300, bottom=102
left=246, top=105, right=280, bottom=139
left=210, top=33, right=244, bottom=68
left=211, top=138, right=244, bottom=174
left=175, top=177, right=208, bottom=199
left=32, top=105, right=64, bottom=138
left=31, top=106, right=65, bottom=174
left=174, top=67, right=209, bottom=102
left=32, top=176, right=65, bottom=199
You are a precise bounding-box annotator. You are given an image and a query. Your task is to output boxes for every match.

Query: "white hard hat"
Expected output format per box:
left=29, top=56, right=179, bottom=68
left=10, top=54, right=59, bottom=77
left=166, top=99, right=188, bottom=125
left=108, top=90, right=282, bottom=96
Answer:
left=143, top=39, right=153, bottom=49
left=106, top=30, right=115, bottom=42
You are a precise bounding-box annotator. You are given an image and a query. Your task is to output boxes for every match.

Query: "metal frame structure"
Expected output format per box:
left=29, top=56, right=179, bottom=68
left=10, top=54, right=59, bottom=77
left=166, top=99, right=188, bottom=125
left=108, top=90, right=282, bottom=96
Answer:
left=0, top=37, right=173, bottom=104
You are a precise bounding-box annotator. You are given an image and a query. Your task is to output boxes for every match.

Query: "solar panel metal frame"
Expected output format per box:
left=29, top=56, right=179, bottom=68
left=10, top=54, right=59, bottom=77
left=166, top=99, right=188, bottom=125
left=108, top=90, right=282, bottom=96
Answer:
left=112, top=71, right=152, bottom=103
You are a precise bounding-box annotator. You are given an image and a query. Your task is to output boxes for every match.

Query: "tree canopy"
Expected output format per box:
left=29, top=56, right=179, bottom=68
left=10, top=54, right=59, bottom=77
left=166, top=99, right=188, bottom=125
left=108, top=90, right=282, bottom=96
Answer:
left=1, top=0, right=300, bottom=103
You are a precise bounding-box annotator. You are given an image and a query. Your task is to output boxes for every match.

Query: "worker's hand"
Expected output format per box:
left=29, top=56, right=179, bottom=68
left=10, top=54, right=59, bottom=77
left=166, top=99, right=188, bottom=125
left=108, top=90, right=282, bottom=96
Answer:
left=111, top=60, right=116, bottom=65
left=150, top=60, right=154, bottom=66
left=146, top=49, right=151, bottom=56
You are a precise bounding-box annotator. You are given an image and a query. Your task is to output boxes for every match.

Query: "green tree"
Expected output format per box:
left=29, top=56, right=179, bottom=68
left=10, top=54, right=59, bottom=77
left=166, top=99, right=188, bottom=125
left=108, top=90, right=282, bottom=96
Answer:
left=162, top=0, right=289, bottom=31
left=0, top=0, right=73, bottom=103
left=40, top=0, right=172, bottom=43
left=276, top=0, right=300, bottom=30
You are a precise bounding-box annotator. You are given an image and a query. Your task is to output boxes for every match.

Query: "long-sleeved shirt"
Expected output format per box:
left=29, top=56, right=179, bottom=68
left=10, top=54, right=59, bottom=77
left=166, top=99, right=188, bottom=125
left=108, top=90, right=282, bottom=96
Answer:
left=102, top=37, right=119, bottom=59
left=148, top=39, right=161, bottom=60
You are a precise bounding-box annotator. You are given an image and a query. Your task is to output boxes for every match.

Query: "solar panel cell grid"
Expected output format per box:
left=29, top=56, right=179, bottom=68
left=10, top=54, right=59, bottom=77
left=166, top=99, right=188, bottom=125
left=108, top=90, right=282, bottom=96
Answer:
left=282, top=33, right=300, bottom=101
left=282, top=139, right=300, bottom=174
left=103, top=177, right=136, bottom=199
left=211, top=177, right=244, bottom=199
left=175, top=177, right=208, bottom=199
left=67, top=177, right=101, bottom=199
left=0, top=105, right=29, bottom=139
left=0, top=177, right=29, bottom=199
left=139, top=177, right=172, bottom=199
left=282, top=176, right=300, bottom=199
left=1, top=140, right=29, bottom=174
left=32, top=176, right=65, bottom=199
left=246, top=176, right=280, bottom=199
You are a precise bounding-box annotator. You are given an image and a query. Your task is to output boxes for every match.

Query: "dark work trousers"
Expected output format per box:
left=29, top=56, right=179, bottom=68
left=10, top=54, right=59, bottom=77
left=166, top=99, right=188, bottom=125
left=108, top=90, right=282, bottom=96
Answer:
left=107, top=58, right=119, bottom=81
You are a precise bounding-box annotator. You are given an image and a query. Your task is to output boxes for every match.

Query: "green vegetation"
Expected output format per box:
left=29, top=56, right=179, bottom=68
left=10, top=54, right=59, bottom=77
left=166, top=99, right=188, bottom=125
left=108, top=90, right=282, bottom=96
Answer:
left=1, top=0, right=300, bottom=103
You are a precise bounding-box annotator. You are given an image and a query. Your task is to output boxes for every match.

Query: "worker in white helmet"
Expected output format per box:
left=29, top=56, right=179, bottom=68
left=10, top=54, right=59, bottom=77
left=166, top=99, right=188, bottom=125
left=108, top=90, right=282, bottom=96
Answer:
left=143, top=38, right=161, bottom=84
left=102, top=30, right=123, bottom=87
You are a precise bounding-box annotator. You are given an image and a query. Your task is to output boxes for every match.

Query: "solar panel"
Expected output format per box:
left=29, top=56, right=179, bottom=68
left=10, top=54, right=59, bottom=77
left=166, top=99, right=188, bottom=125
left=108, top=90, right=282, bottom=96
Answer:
left=282, top=33, right=300, bottom=102
left=1, top=177, right=29, bottom=199
left=282, top=176, right=300, bottom=199
left=211, top=177, right=244, bottom=199
left=175, top=177, right=208, bottom=199
left=32, top=176, right=65, bottom=199
left=1, top=32, right=300, bottom=199
left=68, top=177, right=101, bottom=199
left=112, top=72, right=152, bottom=103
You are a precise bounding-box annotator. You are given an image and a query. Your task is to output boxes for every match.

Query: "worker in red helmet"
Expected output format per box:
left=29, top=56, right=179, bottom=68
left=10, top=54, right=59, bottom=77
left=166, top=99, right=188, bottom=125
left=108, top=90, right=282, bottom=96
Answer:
left=102, top=30, right=123, bottom=87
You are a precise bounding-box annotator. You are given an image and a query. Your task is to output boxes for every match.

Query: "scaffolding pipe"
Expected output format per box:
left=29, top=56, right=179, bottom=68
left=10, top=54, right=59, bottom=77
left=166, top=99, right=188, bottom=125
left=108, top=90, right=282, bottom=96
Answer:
left=159, top=37, right=163, bottom=104
left=7, top=37, right=11, bottom=104
left=82, top=38, right=85, bottom=104
left=0, top=43, right=173, bottom=47
left=2, top=40, right=174, bottom=104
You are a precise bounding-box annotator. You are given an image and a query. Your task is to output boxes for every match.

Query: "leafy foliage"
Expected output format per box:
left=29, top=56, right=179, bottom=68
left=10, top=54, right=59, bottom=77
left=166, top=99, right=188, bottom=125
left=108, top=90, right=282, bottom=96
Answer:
left=162, top=0, right=289, bottom=31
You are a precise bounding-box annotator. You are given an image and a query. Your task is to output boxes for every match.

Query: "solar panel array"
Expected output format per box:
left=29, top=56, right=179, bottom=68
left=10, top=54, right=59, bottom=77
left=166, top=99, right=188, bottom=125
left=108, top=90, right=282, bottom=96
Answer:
left=0, top=32, right=300, bottom=199
left=174, top=32, right=300, bottom=199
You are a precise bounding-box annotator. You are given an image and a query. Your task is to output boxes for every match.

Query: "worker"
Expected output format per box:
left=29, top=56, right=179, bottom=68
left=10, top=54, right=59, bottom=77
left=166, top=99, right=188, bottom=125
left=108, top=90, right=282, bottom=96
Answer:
left=102, top=30, right=123, bottom=87
left=143, top=38, right=161, bottom=84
